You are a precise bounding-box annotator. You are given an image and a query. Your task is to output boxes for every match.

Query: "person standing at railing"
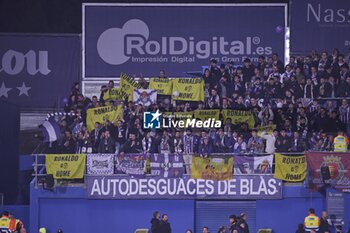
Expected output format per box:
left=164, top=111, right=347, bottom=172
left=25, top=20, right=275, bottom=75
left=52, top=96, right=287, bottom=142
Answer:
left=143, top=131, right=157, bottom=154
left=338, top=99, right=350, bottom=136
left=59, top=130, right=76, bottom=154
left=158, top=129, right=174, bottom=154
left=183, top=128, right=196, bottom=174
left=247, top=129, right=264, bottom=153
left=233, top=136, right=247, bottom=154
left=90, top=122, right=102, bottom=153
left=115, top=120, right=127, bottom=154
left=215, top=128, right=230, bottom=153
left=275, top=129, right=292, bottom=152
left=121, top=130, right=143, bottom=153
left=261, top=129, right=278, bottom=154
left=290, top=131, right=307, bottom=152
left=173, top=130, right=183, bottom=154
left=97, top=130, right=116, bottom=153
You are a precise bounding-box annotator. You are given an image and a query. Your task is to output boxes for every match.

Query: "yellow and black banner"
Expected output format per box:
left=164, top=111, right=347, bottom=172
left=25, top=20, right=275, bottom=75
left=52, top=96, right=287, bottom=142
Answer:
left=86, top=105, right=123, bottom=131
left=274, top=153, right=306, bottom=182
left=221, top=110, right=255, bottom=128
left=172, top=78, right=204, bottom=101
left=192, top=155, right=234, bottom=180
left=148, top=78, right=173, bottom=95
left=120, top=73, right=143, bottom=101
left=194, top=109, right=220, bottom=121
left=46, top=154, right=86, bottom=179
left=103, top=87, right=129, bottom=102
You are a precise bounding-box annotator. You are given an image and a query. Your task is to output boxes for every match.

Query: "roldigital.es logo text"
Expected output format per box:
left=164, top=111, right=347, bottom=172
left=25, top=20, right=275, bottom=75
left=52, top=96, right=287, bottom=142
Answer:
left=143, top=110, right=222, bottom=129
left=97, top=19, right=273, bottom=65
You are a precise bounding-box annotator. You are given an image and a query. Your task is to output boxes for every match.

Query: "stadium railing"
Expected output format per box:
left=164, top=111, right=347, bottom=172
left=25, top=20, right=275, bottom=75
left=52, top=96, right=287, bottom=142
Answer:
left=31, top=151, right=309, bottom=189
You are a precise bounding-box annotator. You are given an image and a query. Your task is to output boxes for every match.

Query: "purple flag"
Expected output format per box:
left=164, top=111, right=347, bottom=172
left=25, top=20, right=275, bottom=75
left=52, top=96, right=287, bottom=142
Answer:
left=149, top=153, right=184, bottom=178
left=40, top=117, right=61, bottom=142
left=115, top=153, right=146, bottom=177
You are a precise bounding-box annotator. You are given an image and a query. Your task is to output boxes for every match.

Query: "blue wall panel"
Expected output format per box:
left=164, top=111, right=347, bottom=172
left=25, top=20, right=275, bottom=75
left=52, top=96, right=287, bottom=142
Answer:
left=196, top=201, right=256, bottom=233
left=37, top=198, right=194, bottom=233
left=30, top=183, right=350, bottom=233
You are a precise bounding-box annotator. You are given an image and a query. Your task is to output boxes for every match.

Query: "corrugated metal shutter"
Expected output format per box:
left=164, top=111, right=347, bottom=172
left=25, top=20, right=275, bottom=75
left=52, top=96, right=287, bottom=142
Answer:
left=195, top=201, right=256, bottom=233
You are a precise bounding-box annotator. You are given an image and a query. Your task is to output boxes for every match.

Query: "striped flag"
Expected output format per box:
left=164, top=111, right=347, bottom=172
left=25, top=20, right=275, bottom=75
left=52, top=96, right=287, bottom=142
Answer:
left=40, top=118, right=61, bottom=142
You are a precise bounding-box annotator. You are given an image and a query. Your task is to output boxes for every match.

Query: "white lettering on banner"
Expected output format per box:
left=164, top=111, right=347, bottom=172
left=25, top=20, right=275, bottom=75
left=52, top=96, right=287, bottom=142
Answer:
left=101, top=178, right=111, bottom=195
left=148, top=179, right=157, bottom=195
left=187, top=179, right=196, bottom=195
left=129, top=179, right=138, bottom=195
left=97, top=19, right=273, bottom=66
left=228, top=180, right=237, bottom=195
left=240, top=179, right=250, bottom=195
left=89, top=177, right=281, bottom=198
left=91, top=179, right=102, bottom=195
left=196, top=179, right=205, bottom=195
left=307, top=3, right=350, bottom=23
left=139, top=179, right=147, bottom=195
left=268, top=179, right=278, bottom=195
left=218, top=180, right=227, bottom=195
left=157, top=179, right=167, bottom=195
left=177, top=180, right=186, bottom=195
left=111, top=179, right=118, bottom=196
left=0, top=50, right=51, bottom=75
left=119, top=180, right=129, bottom=196
left=206, top=180, right=215, bottom=195
left=257, top=176, right=268, bottom=195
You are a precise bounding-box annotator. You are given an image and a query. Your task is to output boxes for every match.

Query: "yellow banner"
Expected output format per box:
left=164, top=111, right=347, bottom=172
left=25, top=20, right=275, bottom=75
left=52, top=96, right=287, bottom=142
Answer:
left=192, top=156, right=234, bottom=180
left=149, top=78, right=173, bottom=95
left=86, top=105, right=123, bottom=132
left=172, top=78, right=204, bottom=101
left=274, top=153, right=306, bottom=182
left=194, top=109, right=220, bottom=121
left=103, top=87, right=129, bottom=102
left=257, top=124, right=276, bottom=137
left=221, top=110, right=255, bottom=128
left=46, top=154, right=86, bottom=179
left=120, top=73, right=143, bottom=101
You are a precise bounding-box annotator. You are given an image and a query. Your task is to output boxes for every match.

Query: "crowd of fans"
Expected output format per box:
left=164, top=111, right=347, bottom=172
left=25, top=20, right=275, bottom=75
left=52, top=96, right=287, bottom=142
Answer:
left=44, top=48, right=350, bottom=156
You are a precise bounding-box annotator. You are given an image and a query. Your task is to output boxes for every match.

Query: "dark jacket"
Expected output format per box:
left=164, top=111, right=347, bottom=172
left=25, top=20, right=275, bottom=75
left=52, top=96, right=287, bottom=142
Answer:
left=150, top=218, right=160, bottom=233
left=275, top=136, right=292, bottom=152
left=238, top=219, right=249, bottom=233
left=60, top=138, right=76, bottom=154
left=319, top=217, right=330, bottom=233
left=122, top=139, right=143, bottom=153
left=159, top=220, right=171, bottom=233
left=97, top=137, right=116, bottom=153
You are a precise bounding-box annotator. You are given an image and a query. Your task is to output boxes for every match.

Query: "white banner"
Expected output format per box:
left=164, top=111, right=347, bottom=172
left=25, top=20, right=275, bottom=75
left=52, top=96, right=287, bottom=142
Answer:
left=87, top=154, right=114, bottom=175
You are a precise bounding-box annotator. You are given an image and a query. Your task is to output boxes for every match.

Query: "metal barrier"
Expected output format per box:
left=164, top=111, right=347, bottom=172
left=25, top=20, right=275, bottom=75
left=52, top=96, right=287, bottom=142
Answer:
left=31, top=152, right=307, bottom=189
